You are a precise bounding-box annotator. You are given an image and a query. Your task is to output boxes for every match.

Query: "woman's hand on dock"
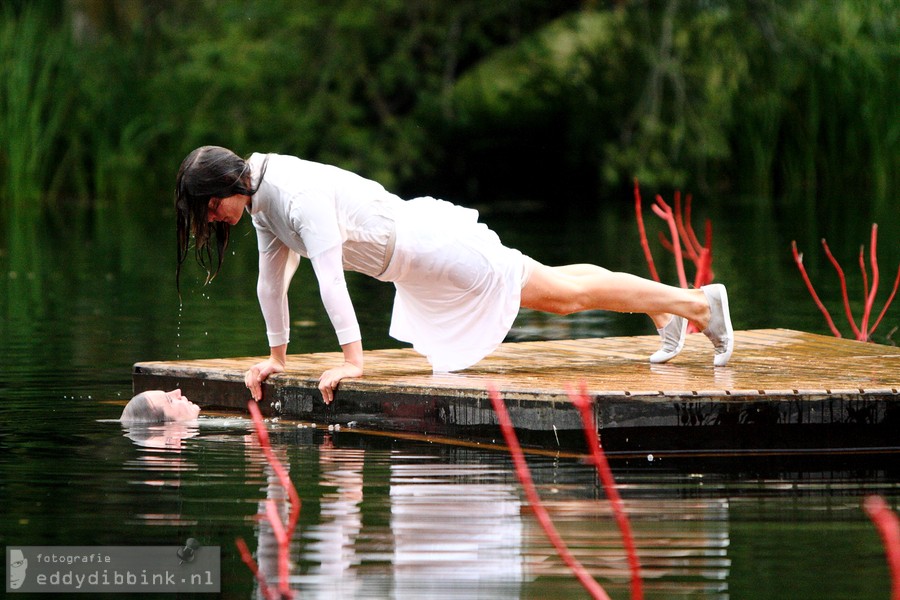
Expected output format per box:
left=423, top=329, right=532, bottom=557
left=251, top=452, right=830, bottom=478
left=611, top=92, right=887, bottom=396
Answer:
left=245, top=357, right=286, bottom=401
left=318, top=362, right=363, bottom=405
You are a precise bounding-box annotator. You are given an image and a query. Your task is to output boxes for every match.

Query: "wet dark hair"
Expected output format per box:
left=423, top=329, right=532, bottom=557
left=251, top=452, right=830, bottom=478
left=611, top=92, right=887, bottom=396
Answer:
left=175, top=146, right=267, bottom=295
left=120, top=392, right=167, bottom=423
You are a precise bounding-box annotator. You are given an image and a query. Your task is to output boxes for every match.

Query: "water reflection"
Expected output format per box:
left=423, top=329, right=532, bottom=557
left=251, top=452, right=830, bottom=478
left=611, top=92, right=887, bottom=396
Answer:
left=242, top=427, right=297, bottom=600
left=516, top=490, right=731, bottom=598
left=120, top=421, right=201, bottom=528
left=228, top=426, right=739, bottom=599
left=121, top=422, right=200, bottom=451
left=75, top=418, right=899, bottom=599
left=300, top=436, right=366, bottom=597
left=390, top=459, right=524, bottom=598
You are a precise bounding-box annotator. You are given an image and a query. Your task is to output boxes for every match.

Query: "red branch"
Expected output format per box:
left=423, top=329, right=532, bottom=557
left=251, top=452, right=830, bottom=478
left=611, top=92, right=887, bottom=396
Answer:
left=235, top=537, right=273, bottom=600
left=633, top=182, right=714, bottom=294
left=864, top=495, right=900, bottom=600
left=795, top=224, right=897, bottom=341
left=652, top=195, right=688, bottom=288
left=693, top=246, right=712, bottom=290
left=239, top=401, right=301, bottom=600
left=791, top=241, right=843, bottom=338
left=248, top=401, right=302, bottom=535
left=860, top=245, right=871, bottom=314
left=488, top=385, right=612, bottom=600
left=683, top=194, right=706, bottom=258
left=673, top=191, right=699, bottom=262
left=570, top=383, right=643, bottom=600
left=862, top=224, right=880, bottom=337
left=634, top=180, right=660, bottom=282
left=701, top=219, right=714, bottom=285
left=657, top=231, right=675, bottom=254
left=821, top=239, right=861, bottom=339
left=265, top=501, right=291, bottom=597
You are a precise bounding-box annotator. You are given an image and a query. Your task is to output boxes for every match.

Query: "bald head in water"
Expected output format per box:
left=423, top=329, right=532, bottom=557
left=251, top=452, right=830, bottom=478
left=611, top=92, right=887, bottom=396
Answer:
left=120, top=389, right=201, bottom=423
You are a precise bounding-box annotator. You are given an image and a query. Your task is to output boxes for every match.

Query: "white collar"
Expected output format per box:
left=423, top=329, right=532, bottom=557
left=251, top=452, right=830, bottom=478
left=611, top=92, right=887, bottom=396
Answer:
left=247, top=152, right=269, bottom=215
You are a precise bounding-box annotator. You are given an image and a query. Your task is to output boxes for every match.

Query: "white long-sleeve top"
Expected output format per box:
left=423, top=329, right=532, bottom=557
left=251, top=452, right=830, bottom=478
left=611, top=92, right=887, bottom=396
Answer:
left=247, top=153, right=403, bottom=348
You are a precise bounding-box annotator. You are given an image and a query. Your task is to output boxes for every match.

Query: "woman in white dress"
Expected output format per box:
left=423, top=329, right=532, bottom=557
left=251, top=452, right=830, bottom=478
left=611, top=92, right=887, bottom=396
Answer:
left=175, top=146, right=734, bottom=404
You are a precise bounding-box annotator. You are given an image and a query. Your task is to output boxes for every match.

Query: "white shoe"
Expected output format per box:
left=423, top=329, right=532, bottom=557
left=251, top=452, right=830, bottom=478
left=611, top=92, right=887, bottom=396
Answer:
left=701, top=284, right=734, bottom=367
left=649, top=315, right=688, bottom=364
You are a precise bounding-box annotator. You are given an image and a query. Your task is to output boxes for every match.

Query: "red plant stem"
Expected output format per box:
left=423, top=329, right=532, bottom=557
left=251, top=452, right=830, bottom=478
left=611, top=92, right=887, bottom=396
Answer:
left=690, top=221, right=714, bottom=289
left=700, top=219, right=714, bottom=286
left=248, top=401, right=302, bottom=534
left=235, top=537, right=273, bottom=600
left=693, top=248, right=711, bottom=289
left=861, top=224, right=880, bottom=338
left=820, top=239, right=861, bottom=339
left=657, top=231, right=675, bottom=254
left=570, top=384, right=643, bottom=600
left=863, top=495, right=900, bottom=600
left=870, top=264, right=900, bottom=336
left=265, top=500, right=292, bottom=599
left=487, top=385, right=612, bottom=600
left=652, top=196, right=687, bottom=288
left=683, top=194, right=705, bottom=257
left=673, top=191, right=698, bottom=262
left=792, top=242, right=842, bottom=337
left=634, top=180, right=660, bottom=282
left=860, top=246, right=871, bottom=316
left=247, top=401, right=300, bottom=600
left=634, top=185, right=714, bottom=292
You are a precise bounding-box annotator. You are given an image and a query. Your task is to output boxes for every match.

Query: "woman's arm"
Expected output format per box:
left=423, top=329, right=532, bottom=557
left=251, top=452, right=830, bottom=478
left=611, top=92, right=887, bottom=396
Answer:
left=246, top=240, right=299, bottom=401
left=309, top=245, right=364, bottom=404
left=309, top=245, right=361, bottom=345
left=257, top=242, right=301, bottom=347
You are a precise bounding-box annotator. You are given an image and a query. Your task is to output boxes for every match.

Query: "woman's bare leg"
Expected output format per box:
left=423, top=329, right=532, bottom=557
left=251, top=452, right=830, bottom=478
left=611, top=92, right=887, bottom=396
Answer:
left=521, top=262, right=710, bottom=329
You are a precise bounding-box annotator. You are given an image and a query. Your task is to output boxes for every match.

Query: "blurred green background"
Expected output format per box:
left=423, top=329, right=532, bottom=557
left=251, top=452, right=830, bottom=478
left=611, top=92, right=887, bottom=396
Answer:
left=2, top=1, right=896, bottom=211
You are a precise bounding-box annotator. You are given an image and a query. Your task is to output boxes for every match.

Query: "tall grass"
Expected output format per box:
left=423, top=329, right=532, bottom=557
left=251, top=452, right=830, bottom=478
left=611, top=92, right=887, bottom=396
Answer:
left=0, top=6, right=72, bottom=208
left=732, top=1, right=898, bottom=208
left=0, top=6, right=74, bottom=326
left=0, top=5, right=73, bottom=285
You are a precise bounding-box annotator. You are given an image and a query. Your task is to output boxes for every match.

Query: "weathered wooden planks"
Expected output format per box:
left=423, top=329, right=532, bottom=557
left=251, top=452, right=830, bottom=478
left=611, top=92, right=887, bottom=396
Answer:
left=133, top=329, right=900, bottom=454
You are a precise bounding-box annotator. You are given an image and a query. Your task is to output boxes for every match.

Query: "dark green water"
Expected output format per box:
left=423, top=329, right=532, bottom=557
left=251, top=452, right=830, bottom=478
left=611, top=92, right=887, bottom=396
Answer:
left=2, top=191, right=898, bottom=598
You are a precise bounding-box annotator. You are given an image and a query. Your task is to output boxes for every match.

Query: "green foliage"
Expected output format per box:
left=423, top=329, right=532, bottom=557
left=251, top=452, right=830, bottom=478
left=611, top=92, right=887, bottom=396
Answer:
left=0, top=0, right=895, bottom=219
left=0, top=0, right=575, bottom=302
left=446, top=1, right=897, bottom=202
left=447, top=4, right=752, bottom=193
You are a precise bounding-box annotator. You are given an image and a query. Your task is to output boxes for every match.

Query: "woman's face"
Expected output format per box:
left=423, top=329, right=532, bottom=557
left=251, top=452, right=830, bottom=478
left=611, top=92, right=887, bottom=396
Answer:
left=207, top=194, right=248, bottom=225
left=144, top=389, right=201, bottom=421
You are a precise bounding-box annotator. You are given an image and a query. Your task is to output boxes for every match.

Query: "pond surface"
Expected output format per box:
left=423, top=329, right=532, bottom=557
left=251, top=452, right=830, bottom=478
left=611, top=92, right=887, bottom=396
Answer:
left=3, top=401, right=899, bottom=599
left=1, top=190, right=898, bottom=598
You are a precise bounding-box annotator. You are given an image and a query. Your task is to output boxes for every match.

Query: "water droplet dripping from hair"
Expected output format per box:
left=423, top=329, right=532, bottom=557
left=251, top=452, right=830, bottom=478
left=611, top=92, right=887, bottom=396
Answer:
left=176, top=303, right=183, bottom=360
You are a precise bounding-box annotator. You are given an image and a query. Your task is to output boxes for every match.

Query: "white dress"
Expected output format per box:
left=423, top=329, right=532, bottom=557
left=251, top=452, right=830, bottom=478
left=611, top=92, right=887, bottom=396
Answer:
left=247, top=153, right=527, bottom=372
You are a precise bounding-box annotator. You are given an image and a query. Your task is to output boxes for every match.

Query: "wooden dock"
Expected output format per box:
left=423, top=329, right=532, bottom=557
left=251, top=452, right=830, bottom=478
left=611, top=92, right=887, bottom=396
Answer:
left=133, top=329, right=900, bottom=456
